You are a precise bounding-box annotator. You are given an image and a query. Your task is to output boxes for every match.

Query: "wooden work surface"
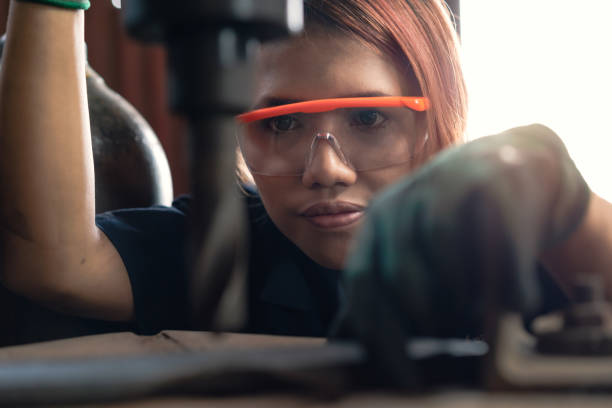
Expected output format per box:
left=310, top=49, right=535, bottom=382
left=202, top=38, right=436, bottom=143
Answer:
left=0, top=330, right=325, bottom=361
left=1, top=331, right=611, bottom=407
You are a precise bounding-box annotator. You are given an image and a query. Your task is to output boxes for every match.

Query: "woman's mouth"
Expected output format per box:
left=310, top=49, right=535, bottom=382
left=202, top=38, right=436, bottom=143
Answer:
left=300, top=201, right=366, bottom=229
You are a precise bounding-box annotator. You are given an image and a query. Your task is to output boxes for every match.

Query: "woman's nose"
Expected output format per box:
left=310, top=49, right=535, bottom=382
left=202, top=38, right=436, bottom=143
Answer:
left=301, top=135, right=357, bottom=188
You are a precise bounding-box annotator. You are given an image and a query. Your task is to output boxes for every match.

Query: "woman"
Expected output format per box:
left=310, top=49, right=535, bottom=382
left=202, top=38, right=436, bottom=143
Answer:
left=0, top=0, right=610, bottom=343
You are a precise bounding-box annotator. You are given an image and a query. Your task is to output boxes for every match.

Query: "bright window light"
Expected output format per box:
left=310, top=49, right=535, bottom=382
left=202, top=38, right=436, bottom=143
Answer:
left=461, top=0, right=612, bottom=201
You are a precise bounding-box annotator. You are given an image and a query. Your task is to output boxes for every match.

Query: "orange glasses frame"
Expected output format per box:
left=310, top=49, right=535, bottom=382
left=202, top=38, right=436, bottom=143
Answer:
left=236, top=96, right=430, bottom=124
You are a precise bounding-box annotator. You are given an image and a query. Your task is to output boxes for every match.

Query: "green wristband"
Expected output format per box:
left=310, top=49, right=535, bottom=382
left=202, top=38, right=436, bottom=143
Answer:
left=17, top=0, right=91, bottom=10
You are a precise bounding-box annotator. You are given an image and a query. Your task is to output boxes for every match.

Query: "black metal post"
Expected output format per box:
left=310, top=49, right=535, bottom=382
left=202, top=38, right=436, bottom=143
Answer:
left=121, top=0, right=303, bottom=329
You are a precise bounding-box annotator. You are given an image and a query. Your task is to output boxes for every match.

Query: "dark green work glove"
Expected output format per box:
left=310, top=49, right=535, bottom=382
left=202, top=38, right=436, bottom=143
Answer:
left=16, top=0, right=91, bottom=10
left=332, top=124, right=590, bottom=385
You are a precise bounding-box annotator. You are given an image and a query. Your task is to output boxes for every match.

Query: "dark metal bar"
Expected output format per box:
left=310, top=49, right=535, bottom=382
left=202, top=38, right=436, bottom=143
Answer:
left=120, top=0, right=303, bottom=329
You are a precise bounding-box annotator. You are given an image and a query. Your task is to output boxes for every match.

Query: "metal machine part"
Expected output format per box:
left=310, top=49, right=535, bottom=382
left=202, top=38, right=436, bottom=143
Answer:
left=87, top=65, right=174, bottom=212
left=486, top=275, right=612, bottom=391
left=122, top=0, right=303, bottom=115
left=535, top=275, right=612, bottom=355
left=121, top=0, right=303, bottom=330
left=486, top=313, right=612, bottom=391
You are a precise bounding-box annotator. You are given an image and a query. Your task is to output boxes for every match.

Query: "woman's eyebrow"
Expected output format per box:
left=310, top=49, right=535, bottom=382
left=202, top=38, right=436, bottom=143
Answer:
left=252, top=92, right=394, bottom=110
left=254, top=97, right=299, bottom=109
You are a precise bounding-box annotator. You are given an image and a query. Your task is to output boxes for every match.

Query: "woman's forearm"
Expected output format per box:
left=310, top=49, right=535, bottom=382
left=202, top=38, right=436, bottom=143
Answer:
left=540, top=192, right=612, bottom=300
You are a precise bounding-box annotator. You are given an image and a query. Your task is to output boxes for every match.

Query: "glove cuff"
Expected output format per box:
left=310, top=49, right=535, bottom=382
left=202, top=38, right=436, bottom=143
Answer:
left=16, top=0, right=90, bottom=10
left=549, top=145, right=591, bottom=248
left=529, top=124, right=592, bottom=249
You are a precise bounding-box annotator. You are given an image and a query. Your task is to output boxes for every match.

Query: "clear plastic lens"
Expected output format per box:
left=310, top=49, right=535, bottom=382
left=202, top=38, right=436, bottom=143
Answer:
left=236, top=106, right=423, bottom=176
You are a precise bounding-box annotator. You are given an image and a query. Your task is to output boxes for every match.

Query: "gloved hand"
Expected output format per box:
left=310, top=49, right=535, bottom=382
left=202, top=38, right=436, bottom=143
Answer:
left=331, top=124, right=590, bottom=385
left=16, top=0, right=91, bottom=10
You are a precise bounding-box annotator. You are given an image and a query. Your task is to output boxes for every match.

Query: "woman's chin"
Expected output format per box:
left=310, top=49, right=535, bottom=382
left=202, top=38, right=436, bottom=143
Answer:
left=301, top=244, right=349, bottom=271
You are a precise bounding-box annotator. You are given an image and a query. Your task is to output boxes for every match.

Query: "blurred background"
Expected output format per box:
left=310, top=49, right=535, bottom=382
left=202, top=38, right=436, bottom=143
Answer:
left=0, top=0, right=190, bottom=196
left=461, top=0, right=612, bottom=202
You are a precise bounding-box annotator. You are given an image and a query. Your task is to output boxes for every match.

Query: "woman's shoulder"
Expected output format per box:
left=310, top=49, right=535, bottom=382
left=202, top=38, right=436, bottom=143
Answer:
left=168, top=194, right=194, bottom=217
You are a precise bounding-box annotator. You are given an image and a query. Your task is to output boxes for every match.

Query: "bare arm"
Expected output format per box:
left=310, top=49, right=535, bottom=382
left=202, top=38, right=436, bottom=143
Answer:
left=541, top=192, right=612, bottom=300
left=0, top=1, right=133, bottom=321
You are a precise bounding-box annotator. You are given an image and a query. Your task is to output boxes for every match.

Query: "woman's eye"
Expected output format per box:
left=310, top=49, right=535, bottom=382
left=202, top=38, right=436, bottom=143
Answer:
left=267, top=115, right=298, bottom=132
left=353, top=110, right=385, bottom=127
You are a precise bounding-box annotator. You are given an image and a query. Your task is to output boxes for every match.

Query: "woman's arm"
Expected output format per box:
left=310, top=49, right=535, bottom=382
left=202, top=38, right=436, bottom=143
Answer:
left=0, top=1, right=133, bottom=321
left=540, top=192, right=612, bottom=300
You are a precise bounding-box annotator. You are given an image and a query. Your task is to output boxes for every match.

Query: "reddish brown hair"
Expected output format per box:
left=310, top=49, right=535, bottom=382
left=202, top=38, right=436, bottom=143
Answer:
left=304, top=0, right=467, bottom=150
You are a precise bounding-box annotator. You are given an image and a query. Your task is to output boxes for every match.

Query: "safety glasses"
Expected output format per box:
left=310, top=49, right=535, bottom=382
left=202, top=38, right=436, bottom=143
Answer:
left=236, top=96, right=429, bottom=176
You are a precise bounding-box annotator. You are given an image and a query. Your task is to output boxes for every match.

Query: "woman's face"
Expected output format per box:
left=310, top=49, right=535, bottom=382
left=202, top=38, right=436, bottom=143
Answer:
left=250, top=30, right=426, bottom=269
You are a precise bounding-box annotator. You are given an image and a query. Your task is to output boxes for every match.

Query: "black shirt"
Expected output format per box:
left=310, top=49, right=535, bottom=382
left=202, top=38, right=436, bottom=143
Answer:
left=95, top=190, right=342, bottom=337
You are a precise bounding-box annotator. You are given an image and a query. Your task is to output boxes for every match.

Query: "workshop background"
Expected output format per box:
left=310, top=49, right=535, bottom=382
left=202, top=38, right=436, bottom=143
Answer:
left=0, top=0, right=191, bottom=196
